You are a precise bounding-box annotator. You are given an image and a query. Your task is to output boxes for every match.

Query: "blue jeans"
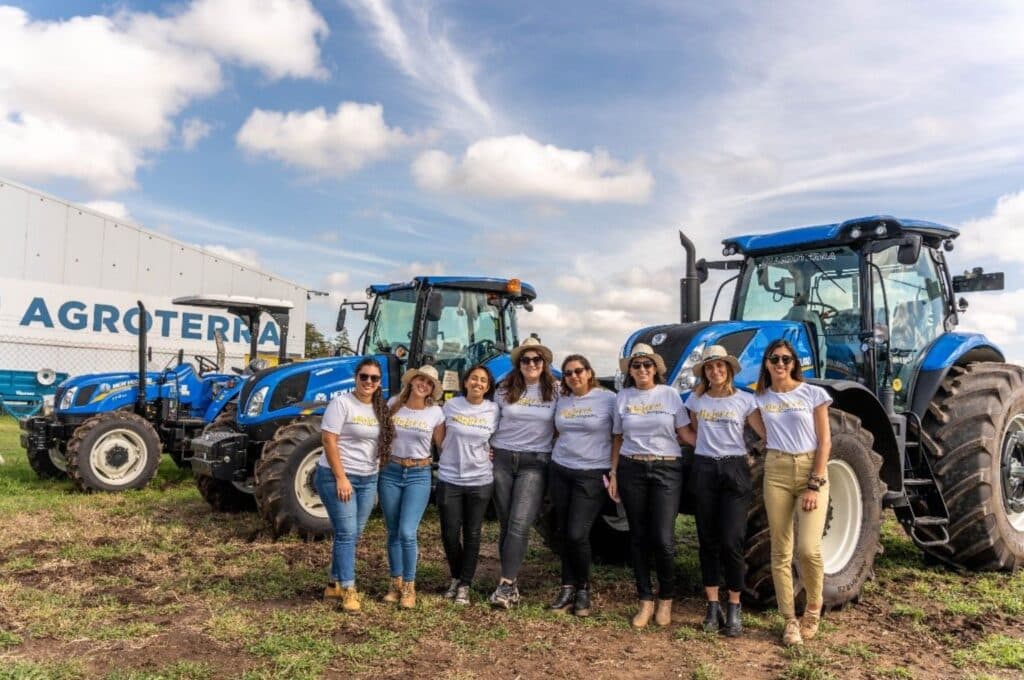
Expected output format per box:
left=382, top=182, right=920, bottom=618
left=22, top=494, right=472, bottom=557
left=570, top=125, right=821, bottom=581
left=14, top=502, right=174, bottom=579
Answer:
left=314, top=465, right=378, bottom=588
left=492, top=448, right=549, bottom=581
left=378, top=461, right=432, bottom=582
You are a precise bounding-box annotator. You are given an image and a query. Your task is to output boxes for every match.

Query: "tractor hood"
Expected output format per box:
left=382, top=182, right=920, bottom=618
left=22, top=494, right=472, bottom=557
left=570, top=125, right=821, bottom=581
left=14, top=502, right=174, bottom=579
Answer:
left=54, top=364, right=234, bottom=416
left=622, top=320, right=818, bottom=393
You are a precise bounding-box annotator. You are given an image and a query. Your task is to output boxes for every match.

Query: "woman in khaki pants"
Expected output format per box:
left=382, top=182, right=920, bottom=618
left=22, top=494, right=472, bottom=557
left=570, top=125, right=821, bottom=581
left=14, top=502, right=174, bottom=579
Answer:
left=754, top=339, right=832, bottom=646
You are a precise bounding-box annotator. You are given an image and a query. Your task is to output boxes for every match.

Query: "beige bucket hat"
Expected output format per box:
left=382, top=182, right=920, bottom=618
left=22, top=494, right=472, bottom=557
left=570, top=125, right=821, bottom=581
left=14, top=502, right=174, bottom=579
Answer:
left=400, top=364, right=443, bottom=401
left=692, top=344, right=741, bottom=377
left=510, top=336, right=553, bottom=366
left=619, top=343, right=667, bottom=377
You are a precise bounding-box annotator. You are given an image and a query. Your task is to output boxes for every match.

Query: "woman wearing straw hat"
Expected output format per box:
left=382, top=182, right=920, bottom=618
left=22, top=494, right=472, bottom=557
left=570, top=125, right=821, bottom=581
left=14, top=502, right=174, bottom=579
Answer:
left=379, top=365, right=445, bottom=608
left=318, top=357, right=395, bottom=613
left=488, top=336, right=559, bottom=609
left=685, top=345, right=765, bottom=637
left=608, top=343, right=695, bottom=628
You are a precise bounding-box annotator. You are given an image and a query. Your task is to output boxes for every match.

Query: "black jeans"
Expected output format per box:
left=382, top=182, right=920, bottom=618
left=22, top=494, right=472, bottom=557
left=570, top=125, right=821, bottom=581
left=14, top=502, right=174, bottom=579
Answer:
left=690, top=455, right=752, bottom=593
left=436, top=480, right=493, bottom=586
left=492, top=448, right=549, bottom=582
left=617, top=456, right=683, bottom=600
left=548, top=461, right=607, bottom=588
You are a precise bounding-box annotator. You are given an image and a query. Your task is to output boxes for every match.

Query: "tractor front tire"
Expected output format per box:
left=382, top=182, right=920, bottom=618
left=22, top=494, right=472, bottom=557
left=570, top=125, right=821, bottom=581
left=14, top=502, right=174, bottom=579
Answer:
left=744, top=409, right=885, bottom=610
left=254, top=417, right=331, bottom=539
left=67, top=412, right=162, bottom=492
left=920, top=363, right=1024, bottom=569
left=26, top=444, right=68, bottom=480
left=193, top=404, right=255, bottom=513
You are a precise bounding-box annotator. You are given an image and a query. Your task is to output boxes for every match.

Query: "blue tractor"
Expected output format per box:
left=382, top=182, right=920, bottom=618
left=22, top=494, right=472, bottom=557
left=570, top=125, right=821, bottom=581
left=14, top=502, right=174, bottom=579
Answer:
left=20, top=296, right=292, bottom=492
left=612, top=216, right=1019, bottom=609
left=190, top=276, right=537, bottom=537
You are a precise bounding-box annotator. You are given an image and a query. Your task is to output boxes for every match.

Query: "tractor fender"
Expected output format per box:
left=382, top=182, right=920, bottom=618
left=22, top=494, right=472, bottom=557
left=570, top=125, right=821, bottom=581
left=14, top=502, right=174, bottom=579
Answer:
left=908, top=332, right=1005, bottom=418
left=808, top=378, right=902, bottom=492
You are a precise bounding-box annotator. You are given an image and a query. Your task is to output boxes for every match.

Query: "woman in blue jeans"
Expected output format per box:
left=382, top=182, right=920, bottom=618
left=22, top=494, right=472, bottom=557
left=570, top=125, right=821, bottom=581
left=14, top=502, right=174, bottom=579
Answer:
left=488, top=337, right=558, bottom=609
left=316, top=357, right=394, bottom=613
left=379, top=365, right=444, bottom=608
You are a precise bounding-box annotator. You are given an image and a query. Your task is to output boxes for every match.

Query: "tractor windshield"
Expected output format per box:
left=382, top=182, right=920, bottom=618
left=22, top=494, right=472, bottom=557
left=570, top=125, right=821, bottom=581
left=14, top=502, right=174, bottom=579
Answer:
left=367, top=288, right=418, bottom=355
left=422, top=288, right=518, bottom=376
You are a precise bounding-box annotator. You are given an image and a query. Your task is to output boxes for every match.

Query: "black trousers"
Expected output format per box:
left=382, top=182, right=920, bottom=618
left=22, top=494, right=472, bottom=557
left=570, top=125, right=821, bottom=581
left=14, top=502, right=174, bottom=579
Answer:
left=617, top=456, right=683, bottom=600
left=436, top=480, right=493, bottom=586
left=690, top=455, right=752, bottom=593
left=548, top=461, right=607, bottom=588
left=492, top=449, right=549, bottom=581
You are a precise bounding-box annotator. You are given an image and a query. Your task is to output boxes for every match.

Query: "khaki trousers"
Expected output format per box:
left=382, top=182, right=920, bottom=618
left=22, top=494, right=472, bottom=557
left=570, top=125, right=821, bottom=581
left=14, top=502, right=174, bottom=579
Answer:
left=763, top=450, right=828, bottom=618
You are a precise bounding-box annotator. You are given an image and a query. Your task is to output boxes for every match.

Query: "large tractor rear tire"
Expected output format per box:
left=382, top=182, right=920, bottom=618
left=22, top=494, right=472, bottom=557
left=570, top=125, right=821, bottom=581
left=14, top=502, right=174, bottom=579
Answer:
left=193, top=405, right=256, bottom=513
left=26, top=444, right=68, bottom=480
left=536, top=499, right=631, bottom=566
left=67, top=412, right=162, bottom=492
left=744, top=409, right=885, bottom=610
left=254, top=417, right=331, bottom=539
left=919, top=363, right=1024, bottom=569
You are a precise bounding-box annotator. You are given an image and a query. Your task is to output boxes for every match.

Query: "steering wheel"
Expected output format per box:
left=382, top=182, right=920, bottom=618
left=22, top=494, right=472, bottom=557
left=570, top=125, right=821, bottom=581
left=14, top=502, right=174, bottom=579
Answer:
left=817, top=302, right=840, bottom=320
left=468, top=339, right=496, bottom=365
left=393, top=344, right=409, bottom=361
left=195, top=355, right=219, bottom=376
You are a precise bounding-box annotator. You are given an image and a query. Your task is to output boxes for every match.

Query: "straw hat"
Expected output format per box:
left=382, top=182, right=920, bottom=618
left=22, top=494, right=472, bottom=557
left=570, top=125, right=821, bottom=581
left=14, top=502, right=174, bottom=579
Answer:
left=400, top=364, right=443, bottom=401
left=692, top=344, right=741, bottom=377
left=510, top=336, right=553, bottom=366
left=619, top=343, right=667, bottom=376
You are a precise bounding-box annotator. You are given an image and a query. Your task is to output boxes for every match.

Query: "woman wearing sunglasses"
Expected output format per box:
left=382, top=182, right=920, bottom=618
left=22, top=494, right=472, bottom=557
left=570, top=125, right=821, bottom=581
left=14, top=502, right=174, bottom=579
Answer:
left=685, top=345, right=765, bottom=637
left=317, top=357, right=395, bottom=613
left=488, top=336, right=558, bottom=609
left=379, top=365, right=445, bottom=609
left=609, top=343, right=695, bottom=628
left=755, top=339, right=832, bottom=646
left=547, top=354, right=616, bottom=617
left=436, top=364, right=500, bottom=606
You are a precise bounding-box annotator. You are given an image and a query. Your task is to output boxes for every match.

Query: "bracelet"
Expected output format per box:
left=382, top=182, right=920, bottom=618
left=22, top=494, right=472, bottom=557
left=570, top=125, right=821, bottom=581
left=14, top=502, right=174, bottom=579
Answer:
left=808, top=473, right=827, bottom=486
left=806, top=482, right=820, bottom=491
left=608, top=470, right=617, bottom=478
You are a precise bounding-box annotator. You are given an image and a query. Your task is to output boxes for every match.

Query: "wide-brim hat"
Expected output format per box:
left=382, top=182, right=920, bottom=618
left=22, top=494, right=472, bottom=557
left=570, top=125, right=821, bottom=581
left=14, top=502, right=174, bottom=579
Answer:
left=619, top=343, right=667, bottom=376
left=692, top=344, right=741, bottom=377
left=400, top=364, right=443, bottom=401
left=510, top=336, right=553, bottom=366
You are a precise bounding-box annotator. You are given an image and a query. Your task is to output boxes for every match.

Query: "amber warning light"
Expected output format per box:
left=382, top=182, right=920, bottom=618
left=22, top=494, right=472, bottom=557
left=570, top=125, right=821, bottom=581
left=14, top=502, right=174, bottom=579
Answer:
left=506, top=278, right=522, bottom=295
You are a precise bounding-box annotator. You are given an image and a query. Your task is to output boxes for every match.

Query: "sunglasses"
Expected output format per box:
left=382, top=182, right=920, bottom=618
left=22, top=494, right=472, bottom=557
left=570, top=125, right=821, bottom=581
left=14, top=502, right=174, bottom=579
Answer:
left=520, top=355, right=545, bottom=366
left=357, top=373, right=381, bottom=383
left=630, top=360, right=655, bottom=370
left=767, top=355, right=794, bottom=366
left=563, top=367, right=588, bottom=377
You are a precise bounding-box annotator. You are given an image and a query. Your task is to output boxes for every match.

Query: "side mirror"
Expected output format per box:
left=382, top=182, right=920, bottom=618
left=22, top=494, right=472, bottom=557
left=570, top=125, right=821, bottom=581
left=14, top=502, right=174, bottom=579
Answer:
left=696, top=258, right=709, bottom=284
left=897, top=234, right=922, bottom=266
left=426, top=291, right=444, bottom=322
left=335, top=306, right=347, bottom=332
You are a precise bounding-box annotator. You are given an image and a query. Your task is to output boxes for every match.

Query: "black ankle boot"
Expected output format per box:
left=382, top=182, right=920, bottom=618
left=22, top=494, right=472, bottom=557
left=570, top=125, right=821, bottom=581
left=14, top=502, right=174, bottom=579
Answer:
left=573, top=588, right=592, bottom=617
left=724, top=602, right=743, bottom=637
left=702, top=601, right=724, bottom=633
left=548, top=585, right=576, bottom=612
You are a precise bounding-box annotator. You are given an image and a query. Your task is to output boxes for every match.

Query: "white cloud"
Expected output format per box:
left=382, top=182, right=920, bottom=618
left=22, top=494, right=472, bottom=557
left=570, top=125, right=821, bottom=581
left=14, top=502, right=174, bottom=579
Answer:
left=181, top=117, right=212, bottom=150
left=81, top=200, right=131, bottom=221
left=413, top=134, right=653, bottom=204
left=387, top=261, right=447, bottom=281
left=236, top=102, right=423, bottom=175
left=957, top=191, right=1024, bottom=264
left=555, top=275, right=596, bottom=295
left=199, top=244, right=261, bottom=269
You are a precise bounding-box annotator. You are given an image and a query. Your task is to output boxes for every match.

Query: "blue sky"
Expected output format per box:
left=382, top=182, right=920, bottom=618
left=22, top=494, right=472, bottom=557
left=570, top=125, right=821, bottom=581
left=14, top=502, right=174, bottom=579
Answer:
left=3, top=0, right=1024, bottom=373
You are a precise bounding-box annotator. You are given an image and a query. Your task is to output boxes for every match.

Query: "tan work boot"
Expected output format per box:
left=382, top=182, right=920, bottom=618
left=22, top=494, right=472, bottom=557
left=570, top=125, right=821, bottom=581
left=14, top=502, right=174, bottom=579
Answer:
left=400, top=581, right=416, bottom=609
left=782, top=617, right=803, bottom=646
left=323, top=582, right=344, bottom=600
left=801, top=605, right=822, bottom=640
left=383, top=576, right=403, bottom=603
left=654, top=599, right=673, bottom=626
left=632, top=600, right=655, bottom=628
left=341, top=586, right=361, bottom=613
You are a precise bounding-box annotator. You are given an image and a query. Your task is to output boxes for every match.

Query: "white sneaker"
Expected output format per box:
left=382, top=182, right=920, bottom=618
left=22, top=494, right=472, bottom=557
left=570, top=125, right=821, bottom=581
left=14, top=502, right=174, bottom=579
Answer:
left=444, top=578, right=460, bottom=600
left=455, top=585, right=471, bottom=606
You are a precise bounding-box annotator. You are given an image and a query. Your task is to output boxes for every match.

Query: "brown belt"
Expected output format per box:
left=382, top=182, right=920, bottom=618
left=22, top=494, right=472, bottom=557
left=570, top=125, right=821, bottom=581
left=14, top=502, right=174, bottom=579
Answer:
left=391, top=457, right=432, bottom=468
left=623, top=454, right=678, bottom=463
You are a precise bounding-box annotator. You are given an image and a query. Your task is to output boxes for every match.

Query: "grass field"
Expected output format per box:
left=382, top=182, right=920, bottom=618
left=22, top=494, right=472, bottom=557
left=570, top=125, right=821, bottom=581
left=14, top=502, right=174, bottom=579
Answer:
left=1, top=414, right=1022, bottom=679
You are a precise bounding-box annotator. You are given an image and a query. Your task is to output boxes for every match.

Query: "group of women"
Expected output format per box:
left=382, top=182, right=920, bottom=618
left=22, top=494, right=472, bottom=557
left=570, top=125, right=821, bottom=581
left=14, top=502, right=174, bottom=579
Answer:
left=316, top=336, right=831, bottom=647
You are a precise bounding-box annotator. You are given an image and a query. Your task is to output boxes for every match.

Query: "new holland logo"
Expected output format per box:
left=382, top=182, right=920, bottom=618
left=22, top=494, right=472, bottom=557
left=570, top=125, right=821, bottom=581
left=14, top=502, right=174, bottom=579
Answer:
left=651, top=333, right=667, bottom=346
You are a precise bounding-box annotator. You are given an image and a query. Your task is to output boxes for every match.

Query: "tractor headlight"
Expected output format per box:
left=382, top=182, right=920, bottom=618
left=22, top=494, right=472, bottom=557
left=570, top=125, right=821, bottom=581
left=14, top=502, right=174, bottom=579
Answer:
left=59, top=386, right=78, bottom=411
left=674, top=342, right=706, bottom=392
left=246, top=386, right=269, bottom=416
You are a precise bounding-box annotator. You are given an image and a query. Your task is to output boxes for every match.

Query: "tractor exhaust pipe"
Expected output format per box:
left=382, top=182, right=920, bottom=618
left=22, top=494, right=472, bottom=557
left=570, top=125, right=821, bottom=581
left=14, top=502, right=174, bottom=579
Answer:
left=679, top=231, right=701, bottom=323
left=136, top=301, right=147, bottom=415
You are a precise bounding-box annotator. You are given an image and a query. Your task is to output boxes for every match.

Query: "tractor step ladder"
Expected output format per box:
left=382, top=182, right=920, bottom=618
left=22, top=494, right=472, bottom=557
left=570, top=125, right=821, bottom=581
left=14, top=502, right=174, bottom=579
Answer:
left=900, top=415, right=952, bottom=549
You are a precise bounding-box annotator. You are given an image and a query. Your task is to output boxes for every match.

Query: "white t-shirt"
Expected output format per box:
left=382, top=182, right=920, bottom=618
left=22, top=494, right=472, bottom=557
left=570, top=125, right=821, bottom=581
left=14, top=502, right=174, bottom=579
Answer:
left=490, top=383, right=557, bottom=453
left=438, top=397, right=500, bottom=486
left=319, top=392, right=380, bottom=475
left=755, top=382, right=833, bottom=454
left=389, top=400, right=444, bottom=460
left=613, top=385, right=690, bottom=458
left=685, top=390, right=757, bottom=458
left=552, top=388, right=617, bottom=470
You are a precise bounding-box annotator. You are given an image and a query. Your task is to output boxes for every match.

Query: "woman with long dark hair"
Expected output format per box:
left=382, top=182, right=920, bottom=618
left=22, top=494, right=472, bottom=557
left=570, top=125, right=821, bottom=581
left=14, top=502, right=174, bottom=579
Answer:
left=755, top=339, right=832, bottom=646
left=317, top=357, right=395, bottom=613
left=488, top=337, right=558, bottom=609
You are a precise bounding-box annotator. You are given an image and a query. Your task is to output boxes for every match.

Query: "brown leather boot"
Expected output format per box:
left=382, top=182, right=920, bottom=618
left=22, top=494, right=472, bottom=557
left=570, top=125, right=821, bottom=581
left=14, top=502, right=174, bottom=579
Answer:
left=383, top=576, right=403, bottom=603
left=323, top=582, right=344, bottom=600
left=400, top=581, right=416, bottom=609
left=782, top=618, right=803, bottom=646
left=631, top=600, right=655, bottom=628
left=341, top=586, right=361, bottom=613
left=801, top=605, right=821, bottom=640
left=654, top=599, right=673, bottom=626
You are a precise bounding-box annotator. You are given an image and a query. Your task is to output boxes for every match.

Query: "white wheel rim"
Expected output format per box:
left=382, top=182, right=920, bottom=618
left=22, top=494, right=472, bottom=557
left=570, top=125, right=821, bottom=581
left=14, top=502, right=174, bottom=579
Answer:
left=49, top=448, right=67, bottom=473
left=89, top=428, right=148, bottom=486
left=1001, top=414, right=1024, bottom=531
left=820, top=459, right=863, bottom=575
left=294, top=448, right=327, bottom=519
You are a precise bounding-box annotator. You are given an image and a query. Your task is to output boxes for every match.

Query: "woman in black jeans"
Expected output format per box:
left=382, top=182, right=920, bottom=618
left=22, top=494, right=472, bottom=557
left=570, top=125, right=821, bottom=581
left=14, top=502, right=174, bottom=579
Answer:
left=435, top=365, right=499, bottom=605
left=488, top=337, right=558, bottom=609
left=608, top=343, right=695, bottom=628
left=547, top=354, right=616, bottom=616
left=685, top=345, right=765, bottom=636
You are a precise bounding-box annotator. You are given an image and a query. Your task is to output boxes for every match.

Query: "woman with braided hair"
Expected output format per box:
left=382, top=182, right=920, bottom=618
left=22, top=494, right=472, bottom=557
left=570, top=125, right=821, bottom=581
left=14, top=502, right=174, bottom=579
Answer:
left=317, top=357, right=395, bottom=613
